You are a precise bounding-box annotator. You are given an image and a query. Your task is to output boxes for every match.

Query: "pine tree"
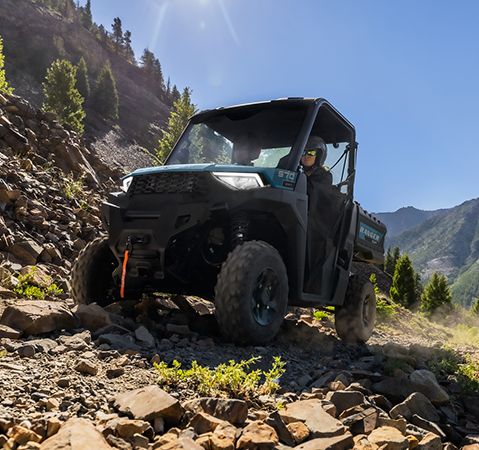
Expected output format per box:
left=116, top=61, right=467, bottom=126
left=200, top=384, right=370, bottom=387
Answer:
left=153, top=58, right=165, bottom=90
left=156, top=87, right=197, bottom=163
left=93, top=63, right=119, bottom=120
left=389, top=254, right=417, bottom=307
left=76, top=56, right=90, bottom=100
left=140, top=49, right=155, bottom=75
left=166, top=77, right=171, bottom=97
left=111, top=17, right=123, bottom=53
left=42, top=59, right=85, bottom=134
left=392, top=247, right=400, bottom=270
left=171, top=84, right=180, bottom=103
left=420, top=272, right=452, bottom=315
left=0, top=36, right=13, bottom=95
left=123, top=30, right=134, bottom=61
left=81, top=0, right=93, bottom=29
left=98, top=24, right=108, bottom=44
left=414, top=272, right=423, bottom=304
left=471, top=298, right=479, bottom=315
left=384, top=248, right=393, bottom=274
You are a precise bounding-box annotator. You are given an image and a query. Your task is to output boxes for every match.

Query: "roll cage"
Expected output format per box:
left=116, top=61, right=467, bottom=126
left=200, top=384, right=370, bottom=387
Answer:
left=165, top=97, right=357, bottom=197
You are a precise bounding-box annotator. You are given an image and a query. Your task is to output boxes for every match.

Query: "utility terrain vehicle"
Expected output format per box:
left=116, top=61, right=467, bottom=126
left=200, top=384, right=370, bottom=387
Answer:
left=72, top=98, right=386, bottom=344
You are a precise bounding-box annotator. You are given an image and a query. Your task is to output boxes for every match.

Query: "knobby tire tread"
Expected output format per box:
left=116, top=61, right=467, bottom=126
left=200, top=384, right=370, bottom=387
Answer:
left=214, top=240, right=288, bottom=345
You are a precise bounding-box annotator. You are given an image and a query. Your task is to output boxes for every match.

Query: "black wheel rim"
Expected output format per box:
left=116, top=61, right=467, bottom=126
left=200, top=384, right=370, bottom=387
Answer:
left=251, top=268, right=280, bottom=326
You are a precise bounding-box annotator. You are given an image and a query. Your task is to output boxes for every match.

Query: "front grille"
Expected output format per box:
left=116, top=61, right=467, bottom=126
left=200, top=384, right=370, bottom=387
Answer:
left=129, top=173, right=202, bottom=195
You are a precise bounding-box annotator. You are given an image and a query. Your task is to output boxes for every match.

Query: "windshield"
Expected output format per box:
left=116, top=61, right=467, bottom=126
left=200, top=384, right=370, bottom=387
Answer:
left=167, top=103, right=309, bottom=168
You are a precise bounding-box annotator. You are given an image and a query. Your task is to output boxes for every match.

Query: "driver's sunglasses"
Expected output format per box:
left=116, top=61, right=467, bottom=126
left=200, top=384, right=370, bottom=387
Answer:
left=304, top=149, right=317, bottom=157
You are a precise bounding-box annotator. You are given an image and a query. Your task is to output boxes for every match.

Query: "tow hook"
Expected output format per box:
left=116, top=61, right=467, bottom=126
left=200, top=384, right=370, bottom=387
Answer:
left=120, top=236, right=132, bottom=299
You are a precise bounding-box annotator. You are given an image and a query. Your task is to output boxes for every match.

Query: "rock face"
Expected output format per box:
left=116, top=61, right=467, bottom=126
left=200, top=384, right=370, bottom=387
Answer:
left=113, top=385, right=184, bottom=424
left=0, top=93, right=119, bottom=298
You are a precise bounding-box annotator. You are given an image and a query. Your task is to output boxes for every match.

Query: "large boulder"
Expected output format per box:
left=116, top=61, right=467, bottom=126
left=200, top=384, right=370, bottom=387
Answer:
left=40, top=417, right=112, bottom=449
left=409, top=370, right=450, bottom=405
left=183, top=397, right=248, bottom=425
left=390, top=392, right=440, bottom=423
left=113, top=385, right=184, bottom=425
left=0, top=300, right=78, bottom=335
left=236, top=421, right=279, bottom=450
left=8, top=239, right=43, bottom=265
left=279, top=399, right=346, bottom=438
left=72, top=303, right=112, bottom=331
left=293, top=432, right=353, bottom=450
left=325, top=390, right=365, bottom=415
left=368, top=426, right=409, bottom=450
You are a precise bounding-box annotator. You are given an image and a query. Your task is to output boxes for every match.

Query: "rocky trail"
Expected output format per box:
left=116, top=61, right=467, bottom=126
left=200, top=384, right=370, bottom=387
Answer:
left=1, top=93, right=479, bottom=449
left=0, top=295, right=478, bottom=450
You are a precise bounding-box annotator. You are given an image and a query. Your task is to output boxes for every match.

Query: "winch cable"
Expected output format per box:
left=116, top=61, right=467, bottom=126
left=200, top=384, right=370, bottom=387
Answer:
left=120, top=237, right=132, bottom=299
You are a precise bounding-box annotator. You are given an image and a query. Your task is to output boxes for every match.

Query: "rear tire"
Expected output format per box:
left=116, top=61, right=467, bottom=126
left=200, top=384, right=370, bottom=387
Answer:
left=214, top=240, right=288, bottom=345
left=71, top=236, right=120, bottom=306
left=335, top=274, right=376, bottom=343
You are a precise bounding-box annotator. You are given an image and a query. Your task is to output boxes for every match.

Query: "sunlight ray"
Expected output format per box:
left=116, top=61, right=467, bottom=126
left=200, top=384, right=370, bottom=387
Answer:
left=217, top=0, right=240, bottom=46
left=148, top=0, right=169, bottom=50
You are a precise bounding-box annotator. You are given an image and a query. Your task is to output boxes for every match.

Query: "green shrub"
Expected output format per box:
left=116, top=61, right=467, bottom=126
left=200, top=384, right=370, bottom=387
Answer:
left=429, top=347, right=479, bottom=393
left=376, top=296, right=397, bottom=319
left=0, top=36, right=13, bottom=95
left=313, top=310, right=332, bottom=321
left=471, top=298, right=479, bottom=316
left=370, top=274, right=397, bottom=319
left=13, top=267, right=64, bottom=300
left=154, top=356, right=285, bottom=399
left=63, top=173, right=85, bottom=201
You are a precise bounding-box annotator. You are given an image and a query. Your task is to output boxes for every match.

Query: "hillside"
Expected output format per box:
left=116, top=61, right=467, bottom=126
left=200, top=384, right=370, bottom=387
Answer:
left=0, top=0, right=172, bottom=167
left=375, top=206, right=442, bottom=240
left=389, top=198, right=479, bottom=306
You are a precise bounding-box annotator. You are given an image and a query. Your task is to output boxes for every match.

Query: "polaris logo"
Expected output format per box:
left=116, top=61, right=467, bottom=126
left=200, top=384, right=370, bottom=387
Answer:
left=359, top=222, right=382, bottom=245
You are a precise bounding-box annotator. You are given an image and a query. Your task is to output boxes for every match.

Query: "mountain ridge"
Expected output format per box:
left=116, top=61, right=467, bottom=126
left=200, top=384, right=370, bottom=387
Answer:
left=375, top=205, right=444, bottom=240
left=386, top=197, right=479, bottom=306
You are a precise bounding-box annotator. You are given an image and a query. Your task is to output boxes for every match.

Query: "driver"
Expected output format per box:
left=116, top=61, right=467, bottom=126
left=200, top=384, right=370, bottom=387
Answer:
left=301, top=136, right=331, bottom=184
left=302, top=136, right=335, bottom=293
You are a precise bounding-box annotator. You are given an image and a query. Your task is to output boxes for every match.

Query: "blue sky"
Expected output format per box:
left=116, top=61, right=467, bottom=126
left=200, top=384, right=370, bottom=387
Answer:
left=82, top=0, right=478, bottom=212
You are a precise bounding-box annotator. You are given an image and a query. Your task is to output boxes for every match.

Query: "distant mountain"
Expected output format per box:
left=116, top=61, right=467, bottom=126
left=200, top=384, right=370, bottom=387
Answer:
left=387, top=198, right=479, bottom=306
left=375, top=206, right=442, bottom=240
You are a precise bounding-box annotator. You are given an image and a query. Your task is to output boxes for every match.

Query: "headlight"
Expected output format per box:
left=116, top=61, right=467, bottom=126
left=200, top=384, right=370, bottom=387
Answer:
left=212, top=172, right=265, bottom=190
left=121, top=176, right=133, bottom=193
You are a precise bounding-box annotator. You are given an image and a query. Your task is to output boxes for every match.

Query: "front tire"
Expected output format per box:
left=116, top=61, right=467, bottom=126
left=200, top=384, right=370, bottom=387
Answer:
left=71, top=236, right=120, bottom=306
left=214, top=241, right=288, bottom=345
left=335, top=274, right=376, bottom=343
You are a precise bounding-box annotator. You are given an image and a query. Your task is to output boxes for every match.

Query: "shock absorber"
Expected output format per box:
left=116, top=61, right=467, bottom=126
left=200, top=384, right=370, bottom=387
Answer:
left=230, top=212, right=249, bottom=249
